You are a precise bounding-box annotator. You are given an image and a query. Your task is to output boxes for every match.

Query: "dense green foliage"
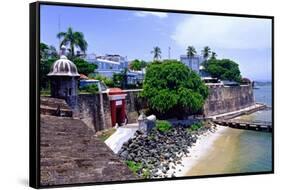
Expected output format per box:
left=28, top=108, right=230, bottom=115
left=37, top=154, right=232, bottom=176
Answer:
left=141, top=60, right=208, bottom=118
left=129, top=59, right=147, bottom=71
left=72, top=58, right=97, bottom=76
left=156, top=120, right=172, bottom=133
left=40, top=43, right=59, bottom=90
left=40, top=58, right=56, bottom=90
left=92, top=74, right=114, bottom=87
left=125, top=161, right=143, bottom=174
left=203, top=59, right=242, bottom=82
left=112, top=69, right=128, bottom=88
left=188, top=122, right=203, bottom=132
left=80, top=84, right=99, bottom=94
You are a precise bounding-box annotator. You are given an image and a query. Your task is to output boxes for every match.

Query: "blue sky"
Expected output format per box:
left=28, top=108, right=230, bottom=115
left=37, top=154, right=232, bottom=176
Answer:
left=40, top=5, right=272, bottom=81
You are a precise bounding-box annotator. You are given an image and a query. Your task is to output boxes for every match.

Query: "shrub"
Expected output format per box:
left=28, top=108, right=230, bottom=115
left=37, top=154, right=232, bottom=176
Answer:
left=80, top=84, right=98, bottom=94
left=129, top=59, right=147, bottom=71
left=156, top=120, right=172, bottom=133
left=93, top=74, right=114, bottom=87
left=72, top=58, right=97, bottom=76
left=188, top=122, right=203, bottom=132
left=125, top=161, right=143, bottom=174
left=142, top=168, right=151, bottom=179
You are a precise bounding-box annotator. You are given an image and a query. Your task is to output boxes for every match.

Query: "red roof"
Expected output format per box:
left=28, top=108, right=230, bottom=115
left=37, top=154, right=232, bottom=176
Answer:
left=79, top=74, right=88, bottom=80
left=108, top=88, right=125, bottom=95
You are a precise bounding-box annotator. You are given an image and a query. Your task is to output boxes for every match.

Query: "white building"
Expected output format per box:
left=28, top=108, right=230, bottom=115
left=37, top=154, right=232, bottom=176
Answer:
left=180, top=55, right=204, bottom=73
left=85, top=54, right=146, bottom=85
left=127, top=69, right=145, bottom=85
left=85, top=54, right=129, bottom=78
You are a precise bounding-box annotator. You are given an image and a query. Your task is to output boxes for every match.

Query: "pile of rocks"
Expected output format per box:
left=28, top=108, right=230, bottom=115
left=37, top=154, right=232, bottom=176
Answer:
left=118, top=122, right=217, bottom=178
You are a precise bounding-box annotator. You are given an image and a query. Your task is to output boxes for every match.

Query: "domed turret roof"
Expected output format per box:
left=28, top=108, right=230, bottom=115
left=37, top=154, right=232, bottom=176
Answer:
left=47, top=46, right=80, bottom=77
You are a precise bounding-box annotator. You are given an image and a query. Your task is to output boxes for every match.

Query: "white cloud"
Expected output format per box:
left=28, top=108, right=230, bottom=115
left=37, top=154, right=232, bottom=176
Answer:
left=171, top=15, right=271, bottom=49
left=135, top=11, right=168, bottom=18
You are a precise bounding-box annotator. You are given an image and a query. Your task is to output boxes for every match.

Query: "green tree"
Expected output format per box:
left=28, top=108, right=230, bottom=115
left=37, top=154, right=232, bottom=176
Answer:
left=186, top=46, right=197, bottom=66
left=72, top=58, right=97, bottom=76
left=57, top=27, right=88, bottom=58
left=40, top=58, right=56, bottom=90
left=186, top=46, right=197, bottom=58
left=40, top=43, right=49, bottom=59
left=40, top=43, right=59, bottom=90
left=203, top=59, right=242, bottom=82
left=112, top=68, right=128, bottom=88
left=40, top=43, right=58, bottom=60
left=141, top=60, right=208, bottom=118
left=151, top=46, right=162, bottom=60
left=130, top=59, right=147, bottom=70
left=93, top=74, right=114, bottom=87
left=210, top=51, right=217, bottom=59
left=201, top=46, right=211, bottom=60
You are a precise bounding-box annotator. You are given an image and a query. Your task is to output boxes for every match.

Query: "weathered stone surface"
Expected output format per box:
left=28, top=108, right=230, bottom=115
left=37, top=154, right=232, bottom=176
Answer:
left=58, top=85, right=254, bottom=133
left=40, top=97, right=73, bottom=117
left=204, top=85, right=254, bottom=116
left=40, top=115, right=136, bottom=186
left=76, top=90, right=145, bottom=132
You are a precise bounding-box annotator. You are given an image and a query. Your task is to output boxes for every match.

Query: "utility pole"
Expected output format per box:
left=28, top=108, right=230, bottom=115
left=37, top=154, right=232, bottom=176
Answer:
left=58, top=14, right=61, bottom=50
left=168, top=46, right=171, bottom=59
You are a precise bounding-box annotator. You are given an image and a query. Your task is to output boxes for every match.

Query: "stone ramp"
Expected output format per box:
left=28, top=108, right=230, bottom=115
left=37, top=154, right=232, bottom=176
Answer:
left=105, top=124, right=138, bottom=154
left=40, top=97, right=73, bottom=117
left=40, top=115, right=136, bottom=186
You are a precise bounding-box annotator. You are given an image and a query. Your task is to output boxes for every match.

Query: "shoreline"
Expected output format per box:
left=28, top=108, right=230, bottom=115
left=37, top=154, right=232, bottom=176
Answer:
left=166, top=125, right=228, bottom=177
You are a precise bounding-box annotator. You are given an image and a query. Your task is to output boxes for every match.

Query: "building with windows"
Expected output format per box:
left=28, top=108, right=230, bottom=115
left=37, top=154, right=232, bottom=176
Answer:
left=180, top=55, right=204, bottom=73
left=86, top=54, right=129, bottom=78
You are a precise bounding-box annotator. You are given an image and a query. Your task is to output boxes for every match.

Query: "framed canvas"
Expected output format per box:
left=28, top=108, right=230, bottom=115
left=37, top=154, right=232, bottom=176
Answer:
left=29, top=1, right=274, bottom=188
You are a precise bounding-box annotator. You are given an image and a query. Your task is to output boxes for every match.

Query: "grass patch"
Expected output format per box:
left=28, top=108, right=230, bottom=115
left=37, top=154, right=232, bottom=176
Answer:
left=96, top=128, right=116, bottom=142
left=40, top=90, right=51, bottom=96
left=125, top=160, right=143, bottom=174
left=142, top=168, right=151, bottom=179
left=156, top=120, right=172, bottom=133
left=187, top=121, right=203, bottom=132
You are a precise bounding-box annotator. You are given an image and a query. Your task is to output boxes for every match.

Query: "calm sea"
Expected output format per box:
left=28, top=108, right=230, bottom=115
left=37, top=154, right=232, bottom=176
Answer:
left=187, top=82, right=273, bottom=176
left=229, top=82, right=273, bottom=173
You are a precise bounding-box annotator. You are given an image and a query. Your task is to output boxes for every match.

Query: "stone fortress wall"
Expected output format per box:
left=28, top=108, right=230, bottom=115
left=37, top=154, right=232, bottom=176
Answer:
left=76, top=84, right=254, bottom=132
left=76, top=90, right=145, bottom=132
left=203, top=84, right=254, bottom=116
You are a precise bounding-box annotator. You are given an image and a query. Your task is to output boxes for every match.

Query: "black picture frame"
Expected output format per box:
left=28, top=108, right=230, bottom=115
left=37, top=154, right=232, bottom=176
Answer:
left=30, top=1, right=274, bottom=188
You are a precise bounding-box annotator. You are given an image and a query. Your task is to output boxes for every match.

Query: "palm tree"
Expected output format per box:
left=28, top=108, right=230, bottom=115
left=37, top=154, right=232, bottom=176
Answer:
left=40, top=43, right=49, bottom=59
left=186, top=46, right=197, bottom=66
left=210, top=51, right=217, bottom=59
left=186, top=46, right=197, bottom=58
left=201, top=46, right=211, bottom=60
left=57, top=27, right=88, bottom=57
left=151, top=46, right=162, bottom=60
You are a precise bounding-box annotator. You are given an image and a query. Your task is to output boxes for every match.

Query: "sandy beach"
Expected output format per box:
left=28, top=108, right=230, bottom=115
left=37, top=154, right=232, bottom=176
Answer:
left=166, top=125, right=230, bottom=177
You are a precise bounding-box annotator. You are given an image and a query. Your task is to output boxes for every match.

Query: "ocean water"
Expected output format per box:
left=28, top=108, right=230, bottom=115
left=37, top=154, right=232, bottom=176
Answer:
left=230, top=129, right=272, bottom=173
left=251, top=82, right=272, bottom=122
left=235, top=82, right=273, bottom=173
left=187, top=82, right=273, bottom=176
